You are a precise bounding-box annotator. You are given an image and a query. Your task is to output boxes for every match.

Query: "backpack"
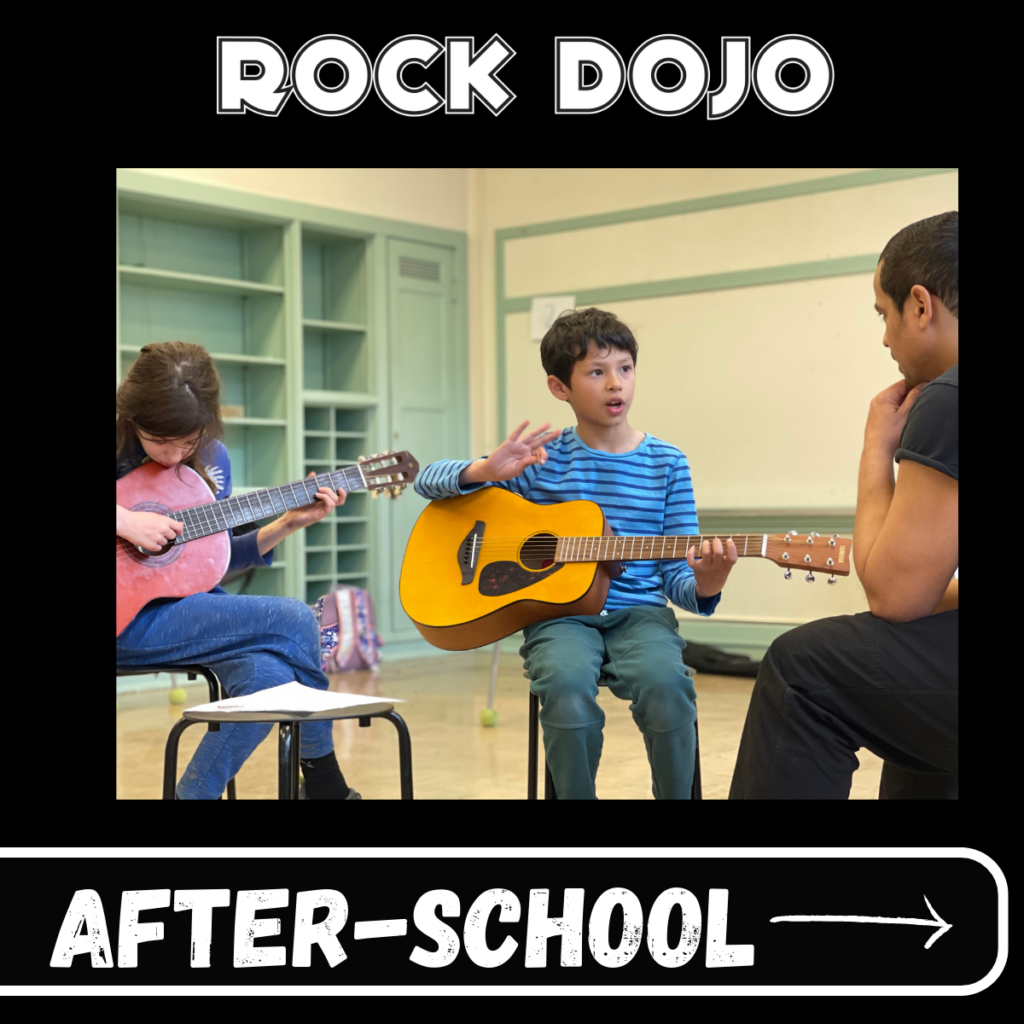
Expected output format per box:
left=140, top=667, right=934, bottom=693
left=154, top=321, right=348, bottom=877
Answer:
left=310, top=585, right=385, bottom=673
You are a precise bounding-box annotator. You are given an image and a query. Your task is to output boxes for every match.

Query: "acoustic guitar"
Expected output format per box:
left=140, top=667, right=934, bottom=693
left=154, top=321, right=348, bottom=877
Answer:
left=116, top=450, right=419, bottom=637
left=400, top=487, right=852, bottom=651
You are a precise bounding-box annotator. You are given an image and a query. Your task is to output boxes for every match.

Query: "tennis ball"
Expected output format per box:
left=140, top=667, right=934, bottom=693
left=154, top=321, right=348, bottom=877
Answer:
left=480, top=708, right=499, bottom=727
left=169, top=687, right=189, bottom=705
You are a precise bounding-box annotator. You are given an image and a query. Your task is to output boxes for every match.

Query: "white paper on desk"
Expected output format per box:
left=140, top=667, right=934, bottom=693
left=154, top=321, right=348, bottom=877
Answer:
left=185, top=680, right=404, bottom=715
left=530, top=295, right=575, bottom=340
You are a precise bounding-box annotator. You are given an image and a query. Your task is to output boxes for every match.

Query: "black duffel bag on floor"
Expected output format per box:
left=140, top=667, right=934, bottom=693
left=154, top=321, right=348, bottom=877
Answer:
left=682, top=641, right=761, bottom=678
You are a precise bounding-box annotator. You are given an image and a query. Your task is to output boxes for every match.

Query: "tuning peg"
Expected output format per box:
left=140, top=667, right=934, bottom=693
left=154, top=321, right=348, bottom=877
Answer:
left=811, top=532, right=820, bottom=537
left=805, top=572, right=815, bottom=583
left=789, top=529, right=798, bottom=536
left=783, top=568, right=792, bottom=579
left=827, top=574, right=837, bottom=585
left=357, top=455, right=366, bottom=464
left=371, top=489, right=380, bottom=499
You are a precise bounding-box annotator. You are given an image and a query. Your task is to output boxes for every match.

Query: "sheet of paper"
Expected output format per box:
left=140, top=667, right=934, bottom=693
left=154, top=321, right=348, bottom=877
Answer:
left=530, top=295, right=575, bottom=340
left=186, top=680, right=404, bottom=715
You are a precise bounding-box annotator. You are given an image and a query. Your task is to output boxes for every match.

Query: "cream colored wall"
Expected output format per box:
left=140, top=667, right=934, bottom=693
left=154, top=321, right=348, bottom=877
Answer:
left=479, top=168, right=959, bottom=628
left=127, top=168, right=470, bottom=232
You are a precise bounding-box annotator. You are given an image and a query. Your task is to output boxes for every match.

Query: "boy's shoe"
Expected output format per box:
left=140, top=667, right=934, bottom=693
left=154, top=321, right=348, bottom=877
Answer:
left=345, top=789, right=363, bottom=800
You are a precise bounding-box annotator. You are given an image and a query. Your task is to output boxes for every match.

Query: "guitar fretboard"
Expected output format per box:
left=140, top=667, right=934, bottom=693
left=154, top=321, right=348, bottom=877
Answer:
left=554, top=535, right=767, bottom=562
left=174, top=466, right=367, bottom=543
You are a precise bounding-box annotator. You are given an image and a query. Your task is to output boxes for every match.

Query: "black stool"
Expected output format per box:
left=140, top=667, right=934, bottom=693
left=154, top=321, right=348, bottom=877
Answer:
left=117, top=664, right=239, bottom=800
left=165, top=703, right=414, bottom=800
left=526, top=674, right=702, bottom=800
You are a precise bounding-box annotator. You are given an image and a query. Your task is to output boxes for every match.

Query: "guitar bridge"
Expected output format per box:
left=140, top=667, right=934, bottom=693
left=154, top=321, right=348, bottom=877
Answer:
left=458, top=520, right=486, bottom=585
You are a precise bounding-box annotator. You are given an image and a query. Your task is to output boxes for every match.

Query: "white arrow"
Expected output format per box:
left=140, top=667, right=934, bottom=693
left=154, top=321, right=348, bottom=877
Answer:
left=770, top=894, right=952, bottom=949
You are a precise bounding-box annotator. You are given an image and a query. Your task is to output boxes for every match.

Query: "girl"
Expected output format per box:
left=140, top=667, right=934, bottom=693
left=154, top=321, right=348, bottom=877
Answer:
left=116, top=341, right=359, bottom=800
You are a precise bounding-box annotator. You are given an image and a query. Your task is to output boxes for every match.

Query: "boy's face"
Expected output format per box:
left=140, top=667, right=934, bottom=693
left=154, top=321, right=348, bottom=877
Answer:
left=548, top=340, right=636, bottom=424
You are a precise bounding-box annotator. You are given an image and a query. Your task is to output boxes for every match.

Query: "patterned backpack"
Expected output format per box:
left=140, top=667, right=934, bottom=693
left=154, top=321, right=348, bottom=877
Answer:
left=310, top=585, right=385, bottom=673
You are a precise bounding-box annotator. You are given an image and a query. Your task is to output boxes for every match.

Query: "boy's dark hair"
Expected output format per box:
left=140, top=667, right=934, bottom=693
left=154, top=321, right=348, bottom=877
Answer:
left=878, top=211, right=958, bottom=319
left=540, top=307, right=638, bottom=388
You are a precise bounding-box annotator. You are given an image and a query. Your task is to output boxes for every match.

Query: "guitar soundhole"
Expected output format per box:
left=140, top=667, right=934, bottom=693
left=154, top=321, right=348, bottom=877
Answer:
left=520, top=533, right=559, bottom=570
left=119, top=502, right=184, bottom=567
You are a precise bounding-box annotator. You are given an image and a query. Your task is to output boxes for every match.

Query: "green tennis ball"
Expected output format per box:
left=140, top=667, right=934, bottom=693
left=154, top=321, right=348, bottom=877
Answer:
left=480, top=708, right=499, bottom=727
left=169, top=687, right=189, bottom=705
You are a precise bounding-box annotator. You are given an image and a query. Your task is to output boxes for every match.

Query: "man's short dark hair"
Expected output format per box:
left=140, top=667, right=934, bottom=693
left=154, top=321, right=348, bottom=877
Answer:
left=878, top=211, right=958, bottom=319
left=540, top=307, right=638, bottom=388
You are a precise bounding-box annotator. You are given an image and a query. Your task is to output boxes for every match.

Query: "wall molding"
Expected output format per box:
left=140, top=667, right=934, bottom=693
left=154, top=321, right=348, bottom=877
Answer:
left=494, top=167, right=958, bottom=442
left=502, top=253, right=879, bottom=311
left=495, top=168, right=957, bottom=242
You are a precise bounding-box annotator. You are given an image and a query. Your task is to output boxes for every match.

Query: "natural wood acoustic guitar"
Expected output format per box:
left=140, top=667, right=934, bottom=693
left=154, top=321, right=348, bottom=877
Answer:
left=116, top=451, right=419, bottom=637
left=400, top=487, right=852, bottom=650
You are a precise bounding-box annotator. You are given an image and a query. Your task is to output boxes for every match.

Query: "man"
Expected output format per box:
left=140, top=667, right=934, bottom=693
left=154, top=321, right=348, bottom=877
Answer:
left=729, top=211, right=958, bottom=799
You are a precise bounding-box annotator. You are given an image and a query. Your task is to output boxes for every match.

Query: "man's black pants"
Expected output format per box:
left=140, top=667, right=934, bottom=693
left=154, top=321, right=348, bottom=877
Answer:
left=729, top=609, right=958, bottom=799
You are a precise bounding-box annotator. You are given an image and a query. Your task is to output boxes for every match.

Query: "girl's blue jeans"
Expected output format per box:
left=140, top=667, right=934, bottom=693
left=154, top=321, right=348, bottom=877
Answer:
left=116, top=593, right=334, bottom=799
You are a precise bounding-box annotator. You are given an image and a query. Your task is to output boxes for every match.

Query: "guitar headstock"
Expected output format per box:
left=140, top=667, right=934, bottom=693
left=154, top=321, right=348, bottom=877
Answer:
left=357, top=451, right=420, bottom=498
left=764, top=532, right=853, bottom=582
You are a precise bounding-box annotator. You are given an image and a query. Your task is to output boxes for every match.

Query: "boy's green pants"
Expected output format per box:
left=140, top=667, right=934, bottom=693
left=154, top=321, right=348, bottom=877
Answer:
left=520, top=605, right=697, bottom=799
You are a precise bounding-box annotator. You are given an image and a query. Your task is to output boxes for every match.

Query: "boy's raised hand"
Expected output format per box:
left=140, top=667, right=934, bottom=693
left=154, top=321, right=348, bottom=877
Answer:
left=687, top=537, right=739, bottom=599
left=482, top=420, right=561, bottom=481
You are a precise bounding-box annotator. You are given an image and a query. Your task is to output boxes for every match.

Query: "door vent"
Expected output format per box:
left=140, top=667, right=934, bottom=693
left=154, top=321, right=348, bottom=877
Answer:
left=399, top=256, right=441, bottom=281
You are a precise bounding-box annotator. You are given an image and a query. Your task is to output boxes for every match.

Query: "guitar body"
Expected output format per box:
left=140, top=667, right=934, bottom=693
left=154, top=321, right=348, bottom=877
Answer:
left=400, top=488, right=621, bottom=651
left=116, top=462, right=230, bottom=637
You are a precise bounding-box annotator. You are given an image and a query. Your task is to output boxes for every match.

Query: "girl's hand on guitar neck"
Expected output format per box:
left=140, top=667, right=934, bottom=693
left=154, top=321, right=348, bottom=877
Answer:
left=116, top=505, right=184, bottom=552
left=255, top=474, right=347, bottom=556
left=278, top=472, right=347, bottom=530
left=461, top=421, right=562, bottom=485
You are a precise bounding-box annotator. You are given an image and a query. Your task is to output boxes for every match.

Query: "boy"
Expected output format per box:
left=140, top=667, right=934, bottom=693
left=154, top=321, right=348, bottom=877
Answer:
left=415, top=307, right=736, bottom=799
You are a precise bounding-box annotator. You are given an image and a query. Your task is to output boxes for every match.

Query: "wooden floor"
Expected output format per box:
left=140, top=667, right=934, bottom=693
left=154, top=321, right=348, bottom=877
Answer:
left=116, top=651, right=884, bottom=800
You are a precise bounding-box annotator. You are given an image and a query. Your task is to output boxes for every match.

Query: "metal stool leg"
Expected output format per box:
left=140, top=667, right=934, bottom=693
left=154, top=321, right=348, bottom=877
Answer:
left=279, top=722, right=301, bottom=799
left=691, top=717, right=702, bottom=800
left=528, top=690, right=539, bottom=800
left=383, top=711, right=414, bottom=799
left=163, top=718, right=198, bottom=799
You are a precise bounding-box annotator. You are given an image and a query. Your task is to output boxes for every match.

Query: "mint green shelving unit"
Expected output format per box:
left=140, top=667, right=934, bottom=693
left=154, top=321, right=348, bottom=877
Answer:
left=116, top=171, right=469, bottom=651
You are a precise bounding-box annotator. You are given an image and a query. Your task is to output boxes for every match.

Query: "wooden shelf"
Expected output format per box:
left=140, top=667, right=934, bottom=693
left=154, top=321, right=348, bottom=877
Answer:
left=119, top=265, right=285, bottom=297
left=302, top=318, right=367, bottom=333
left=119, top=346, right=286, bottom=367
left=303, top=390, right=379, bottom=407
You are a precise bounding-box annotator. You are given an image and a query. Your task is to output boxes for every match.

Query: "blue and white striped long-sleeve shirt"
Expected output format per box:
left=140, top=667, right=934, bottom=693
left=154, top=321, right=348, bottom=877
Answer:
left=414, top=426, right=721, bottom=616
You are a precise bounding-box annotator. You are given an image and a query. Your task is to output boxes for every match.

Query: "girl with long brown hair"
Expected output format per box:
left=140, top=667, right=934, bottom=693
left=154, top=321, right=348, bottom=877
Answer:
left=116, top=342, right=360, bottom=799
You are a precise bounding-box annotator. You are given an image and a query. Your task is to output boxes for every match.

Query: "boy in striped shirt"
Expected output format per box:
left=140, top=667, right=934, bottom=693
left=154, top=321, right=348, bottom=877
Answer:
left=414, top=308, right=736, bottom=798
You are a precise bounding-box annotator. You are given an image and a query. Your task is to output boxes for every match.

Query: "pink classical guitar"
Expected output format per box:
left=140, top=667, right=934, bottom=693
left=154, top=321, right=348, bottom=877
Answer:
left=115, top=452, right=419, bottom=637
